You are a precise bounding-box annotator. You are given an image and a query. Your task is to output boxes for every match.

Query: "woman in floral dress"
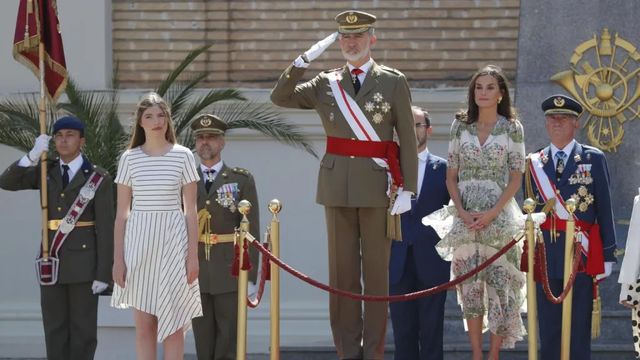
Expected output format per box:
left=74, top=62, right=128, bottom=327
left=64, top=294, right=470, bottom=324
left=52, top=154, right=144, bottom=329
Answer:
left=423, top=65, right=526, bottom=360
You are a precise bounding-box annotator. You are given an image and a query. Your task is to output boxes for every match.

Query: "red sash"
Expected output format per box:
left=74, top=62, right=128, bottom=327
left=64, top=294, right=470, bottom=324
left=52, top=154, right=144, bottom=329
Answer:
left=36, top=171, right=104, bottom=285
left=540, top=216, right=605, bottom=276
left=326, top=136, right=404, bottom=188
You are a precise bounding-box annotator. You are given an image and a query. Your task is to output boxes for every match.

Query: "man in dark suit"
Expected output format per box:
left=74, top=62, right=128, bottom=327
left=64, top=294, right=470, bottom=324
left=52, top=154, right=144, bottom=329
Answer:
left=190, top=114, right=259, bottom=360
left=271, top=10, right=417, bottom=359
left=524, top=95, right=617, bottom=360
left=0, top=116, right=114, bottom=360
left=389, top=106, right=450, bottom=360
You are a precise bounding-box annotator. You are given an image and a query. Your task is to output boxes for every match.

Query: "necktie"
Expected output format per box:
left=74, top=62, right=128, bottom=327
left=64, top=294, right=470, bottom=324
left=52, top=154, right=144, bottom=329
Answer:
left=61, top=164, right=70, bottom=188
left=351, top=68, right=364, bottom=94
left=204, top=169, right=215, bottom=192
left=555, top=151, right=566, bottom=181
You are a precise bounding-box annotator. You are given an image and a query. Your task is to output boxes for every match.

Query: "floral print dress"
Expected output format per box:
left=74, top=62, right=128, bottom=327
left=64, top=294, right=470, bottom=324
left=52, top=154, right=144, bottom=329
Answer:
left=423, top=116, right=526, bottom=348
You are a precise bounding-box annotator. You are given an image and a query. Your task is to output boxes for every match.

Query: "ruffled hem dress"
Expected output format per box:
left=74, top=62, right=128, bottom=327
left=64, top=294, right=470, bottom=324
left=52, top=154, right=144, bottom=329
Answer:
left=423, top=116, right=527, bottom=348
left=111, top=144, right=203, bottom=342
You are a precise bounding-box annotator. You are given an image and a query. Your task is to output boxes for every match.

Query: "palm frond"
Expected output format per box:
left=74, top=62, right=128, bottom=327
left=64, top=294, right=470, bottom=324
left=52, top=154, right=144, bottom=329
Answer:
left=155, top=43, right=213, bottom=97
left=173, top=89, right=245, bottom=136
left=164, top=73, right=208, bottom=120
left=0, top=94, right=57, bottom=152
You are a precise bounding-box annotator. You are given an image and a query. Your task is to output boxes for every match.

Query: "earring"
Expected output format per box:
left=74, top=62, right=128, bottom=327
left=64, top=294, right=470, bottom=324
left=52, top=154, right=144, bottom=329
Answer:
left=498, top=97, right=503, bottom=104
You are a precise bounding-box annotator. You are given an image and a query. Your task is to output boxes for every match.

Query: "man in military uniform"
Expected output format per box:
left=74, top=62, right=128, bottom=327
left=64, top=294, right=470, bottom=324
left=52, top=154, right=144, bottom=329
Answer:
left=524, top=95, right=617, bottom=360
left=388, top=106, right=450, bottom=360
left=190, top=114, right=259, bottom=360
left=271, top=10, right=417, bottom=360
left=0, top=116, right=114, bottom=360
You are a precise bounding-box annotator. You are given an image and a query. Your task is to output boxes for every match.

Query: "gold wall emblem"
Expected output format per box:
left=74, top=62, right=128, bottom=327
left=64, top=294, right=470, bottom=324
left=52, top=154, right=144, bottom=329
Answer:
left=554, top=97, right=565, bottom=107
left=346, top=14, right=358, bottom=24
left=551, top=28, right=640, bottom=152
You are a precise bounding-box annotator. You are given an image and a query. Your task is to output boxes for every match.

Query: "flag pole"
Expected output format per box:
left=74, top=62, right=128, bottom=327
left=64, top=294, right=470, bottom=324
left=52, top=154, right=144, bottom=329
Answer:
left=38, top=38, right=49, bottom=261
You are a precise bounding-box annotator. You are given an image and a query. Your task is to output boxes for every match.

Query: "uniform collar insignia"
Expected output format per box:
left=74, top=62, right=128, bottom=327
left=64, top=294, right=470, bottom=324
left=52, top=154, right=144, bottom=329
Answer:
left=574, top=154, right=581, bottom=163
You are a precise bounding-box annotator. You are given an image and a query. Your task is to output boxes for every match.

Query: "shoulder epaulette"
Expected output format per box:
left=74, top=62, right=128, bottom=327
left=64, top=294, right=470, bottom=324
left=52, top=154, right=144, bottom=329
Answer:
left=379, top=64, right=403, bottom=76
left=232, top=167, right=251, bottom=176
left=92, top=164, right=109, bottom=176
left=322, top=67, right=343, bottom=74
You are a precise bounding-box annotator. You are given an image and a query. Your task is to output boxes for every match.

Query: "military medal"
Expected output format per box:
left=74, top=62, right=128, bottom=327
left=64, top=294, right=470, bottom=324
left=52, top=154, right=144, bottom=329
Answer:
left=216, top=182, right=239, bottom=212
left=364, top=92, right=391, bottom=124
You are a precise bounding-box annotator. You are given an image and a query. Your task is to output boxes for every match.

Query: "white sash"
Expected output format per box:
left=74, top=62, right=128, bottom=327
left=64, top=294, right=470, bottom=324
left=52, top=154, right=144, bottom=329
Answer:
left=327, top=71, right=388, bottom=170
left=529, top=151, right=589, bottom=251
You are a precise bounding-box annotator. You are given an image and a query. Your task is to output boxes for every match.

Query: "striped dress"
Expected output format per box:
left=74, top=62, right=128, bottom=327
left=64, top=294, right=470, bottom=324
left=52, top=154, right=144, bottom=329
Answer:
left=111, top=144, right=203, bottom=342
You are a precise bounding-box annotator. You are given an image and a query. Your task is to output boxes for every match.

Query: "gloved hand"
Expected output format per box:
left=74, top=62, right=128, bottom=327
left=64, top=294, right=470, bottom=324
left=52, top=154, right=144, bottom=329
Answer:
left=91, top=280, right=109, bottom=295
left=248, top=281, right=257, bottom=298
left=595, top=261, right=614, bottom=281
left=293, top=32, right=339, bottom=68
left=28, top=134, right=51, bottom=163
left=390, top=188, right=413, bottom=215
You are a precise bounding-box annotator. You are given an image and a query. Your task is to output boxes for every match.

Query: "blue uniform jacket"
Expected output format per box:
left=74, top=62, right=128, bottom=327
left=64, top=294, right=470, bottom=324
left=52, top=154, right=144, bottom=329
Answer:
left=526, top=142, right=617, bottom=279
left=389, top=153, right=450, bottom=286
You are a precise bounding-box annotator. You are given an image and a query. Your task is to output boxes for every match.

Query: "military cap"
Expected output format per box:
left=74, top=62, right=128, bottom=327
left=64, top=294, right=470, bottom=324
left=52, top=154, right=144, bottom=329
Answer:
left=541, top=94, right=583, bottom=117
left=335, top=10, right=376, bottom=34
left=191, top=114, right=228, bottom=136
left=53, top=116, right=85, bottom=136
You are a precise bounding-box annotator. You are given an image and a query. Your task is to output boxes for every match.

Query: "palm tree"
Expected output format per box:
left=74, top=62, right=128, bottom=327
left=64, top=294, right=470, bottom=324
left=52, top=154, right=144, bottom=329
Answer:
left=0, top=44, right=316, bottom=175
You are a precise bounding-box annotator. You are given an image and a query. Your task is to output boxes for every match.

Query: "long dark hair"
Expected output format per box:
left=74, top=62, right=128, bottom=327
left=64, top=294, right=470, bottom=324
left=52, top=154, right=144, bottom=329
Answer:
left=456, top=64, right=516, bottom=124
left=128, top=92, right=177, bottom=149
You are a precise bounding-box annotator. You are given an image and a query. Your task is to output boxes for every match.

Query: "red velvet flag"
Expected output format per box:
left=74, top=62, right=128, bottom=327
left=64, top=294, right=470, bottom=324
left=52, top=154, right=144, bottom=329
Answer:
left=13, top=0, right=68, bottom=101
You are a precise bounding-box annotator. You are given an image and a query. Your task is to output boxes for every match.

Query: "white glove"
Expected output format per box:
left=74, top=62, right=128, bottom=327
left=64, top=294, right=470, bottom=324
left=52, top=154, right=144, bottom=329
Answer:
left=91, top=280, right=109, bottom=294
left=28, top=134, right=51, bottom=163
left=293, top=32, right=338, bottom=68
left=390, top=188, right=413, bottom=215
left=248, top=281, right=257, bottom=298
left=595, top=261, right=614, bottom=281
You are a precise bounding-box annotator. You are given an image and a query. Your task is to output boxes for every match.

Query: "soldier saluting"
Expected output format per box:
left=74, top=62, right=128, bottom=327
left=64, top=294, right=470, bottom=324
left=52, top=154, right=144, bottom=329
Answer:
left=271, top=10, right=417, bottom=360
left=0, top=116, right=114, bottom=360
left=190, top=114, right=260, bottom=360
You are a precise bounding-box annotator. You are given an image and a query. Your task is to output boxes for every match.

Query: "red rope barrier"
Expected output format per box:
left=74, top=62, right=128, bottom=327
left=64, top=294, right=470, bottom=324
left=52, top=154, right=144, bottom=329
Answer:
left=250, top=233, right=523, bottom=302
left=536, top=239, right=584, bottom=304
left=247, top=242, right=271, bottom=308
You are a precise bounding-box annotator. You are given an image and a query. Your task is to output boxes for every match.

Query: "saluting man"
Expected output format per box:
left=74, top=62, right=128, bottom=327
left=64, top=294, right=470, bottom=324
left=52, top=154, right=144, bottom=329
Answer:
left=271, top=10, right=417, bottom=360
left=0, top=116, right=114, bottom=360
left=524, top=95, right=617, bottom=360
left=190, top=114, right=259, bottom=360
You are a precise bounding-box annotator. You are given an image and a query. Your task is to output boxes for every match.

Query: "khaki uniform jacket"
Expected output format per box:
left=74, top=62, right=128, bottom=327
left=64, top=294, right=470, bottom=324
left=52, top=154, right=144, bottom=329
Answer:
left=197, top=164, right=259, bottom=295
left=271, top=61, right=418, bottom=207
left=0, top=155, right=114, bottom=284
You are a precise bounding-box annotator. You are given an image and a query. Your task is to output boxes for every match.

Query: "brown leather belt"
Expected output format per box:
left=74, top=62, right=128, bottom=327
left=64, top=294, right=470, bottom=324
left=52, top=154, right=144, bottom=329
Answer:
left=199, top=233, right=235, bottom=245
left=48, top=220, right=95, bottom=231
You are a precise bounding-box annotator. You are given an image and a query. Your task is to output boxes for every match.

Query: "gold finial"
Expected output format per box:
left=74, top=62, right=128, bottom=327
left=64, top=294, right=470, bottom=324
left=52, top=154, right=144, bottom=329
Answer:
left=599, top=28, right=612, bottom=56
left=565, top=198, right=577, bottom=214
left=238, top=200, right=252, bottom=216
left=523, top=198, right=536, bottom=214
left=268, top=199, right=282, bottom=215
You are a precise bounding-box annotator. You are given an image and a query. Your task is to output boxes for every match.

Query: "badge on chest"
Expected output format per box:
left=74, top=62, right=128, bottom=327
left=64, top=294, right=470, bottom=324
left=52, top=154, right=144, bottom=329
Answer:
left=569, top=164, right=593, bottom=185
left=216, top=182, right=239, bottom=213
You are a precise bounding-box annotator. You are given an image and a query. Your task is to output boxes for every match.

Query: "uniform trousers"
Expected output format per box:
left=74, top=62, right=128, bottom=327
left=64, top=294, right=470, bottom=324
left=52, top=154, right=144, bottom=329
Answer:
left=325, top=206, right=390, bottom=360
left=537, top=272, right=594, bottom=360
left=40, top=281, right=98, bottom=360
left=192, top=291, right=237, bottom=360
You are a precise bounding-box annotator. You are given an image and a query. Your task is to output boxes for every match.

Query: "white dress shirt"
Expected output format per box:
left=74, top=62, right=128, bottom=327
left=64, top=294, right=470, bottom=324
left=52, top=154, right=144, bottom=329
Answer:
left=59, top=154, right=83, bottom=182
left=550, top=140, right=576, bottom=167
left=200, top=161, right=224, bottom=182
left=416, top=148, right=429, bottom=199
left=347, top=58, right=374, bottom=86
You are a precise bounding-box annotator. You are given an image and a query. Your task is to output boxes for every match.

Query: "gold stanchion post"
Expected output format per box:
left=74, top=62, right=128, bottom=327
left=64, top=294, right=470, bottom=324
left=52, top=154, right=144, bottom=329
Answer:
left=236, top=200, right=252, bottom=360
left=561, top=198, right=577, bottom=360
left=523, top=198, right=538, bottom=360
left=268, top=199, right=282, bottom=360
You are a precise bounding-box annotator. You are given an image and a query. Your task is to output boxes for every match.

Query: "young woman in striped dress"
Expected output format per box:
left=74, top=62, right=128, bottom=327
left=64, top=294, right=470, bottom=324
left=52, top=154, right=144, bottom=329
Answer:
left=112, top=92, right=203, bottom=359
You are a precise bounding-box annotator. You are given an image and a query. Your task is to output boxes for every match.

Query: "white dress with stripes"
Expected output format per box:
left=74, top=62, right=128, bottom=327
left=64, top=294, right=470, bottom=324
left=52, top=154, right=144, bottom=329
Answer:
left=111, top=144, right=203, bottom=342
